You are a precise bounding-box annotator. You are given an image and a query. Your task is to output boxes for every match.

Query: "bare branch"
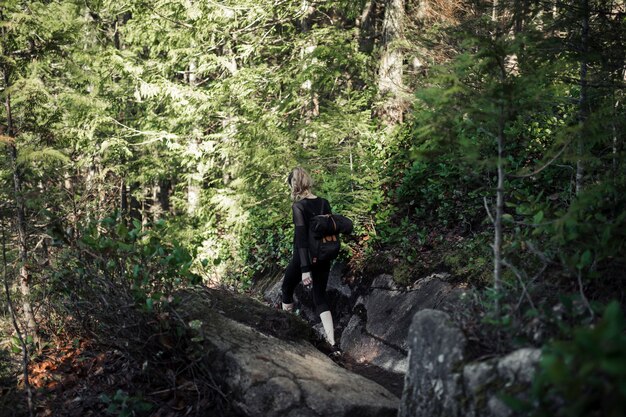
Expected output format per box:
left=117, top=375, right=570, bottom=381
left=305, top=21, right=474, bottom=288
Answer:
left=508, top=143, right=570, bottom=179
left=502, top=258, right=536, bottom=311
left=483, top=196, right=495, bottom=225
left=577, top=269, right=594, bottom=319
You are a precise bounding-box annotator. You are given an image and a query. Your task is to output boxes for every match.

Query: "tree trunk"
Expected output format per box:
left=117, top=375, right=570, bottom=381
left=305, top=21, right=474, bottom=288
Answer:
left=158, top=179, right=171, bottom=214
left=141, top=185, right=151, bottom=227
left=575, top=0, right=589, bottom=196
left=85, top=162, right=96, bottom=221
left=300, top=0, right=319, bottom=143
left=492, top=56, right=509, bottom=313
left=611, top=66, right=626, bottom=176
left=357, top=0, right=377, bottom=53
left=494, top=102, right=505, bottom=310
left=2, top=222, right=35, bottom=417
left=4, top=81, right=39, bottom=343
left=120, top=178, right=128, bottom=217
left=187, top=59, right=201, bottom=215
left=129, top=181, right=142, bottom=224
left=378, top=0, right=405, bottom=125
left=148, top=182, right=158, bottom=221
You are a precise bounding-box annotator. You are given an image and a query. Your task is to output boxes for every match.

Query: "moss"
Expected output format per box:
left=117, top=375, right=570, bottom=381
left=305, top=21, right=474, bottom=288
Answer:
left=361, top=250, right=394, bottom=278
left=393, top=262, right=414, bottom=286
left=175, top=287, right=314, bottom=341
left=441, top=246, right=491, bottom=285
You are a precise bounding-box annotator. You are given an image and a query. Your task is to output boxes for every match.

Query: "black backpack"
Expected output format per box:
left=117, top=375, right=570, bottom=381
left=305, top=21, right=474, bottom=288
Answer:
left=308, top=200, right=353, bottom=264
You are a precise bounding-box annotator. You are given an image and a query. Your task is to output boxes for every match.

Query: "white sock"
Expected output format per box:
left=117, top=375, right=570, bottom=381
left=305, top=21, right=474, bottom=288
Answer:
left=282, top=302, right=294, bottom=312
left=320, top=311, right=335, bottom=346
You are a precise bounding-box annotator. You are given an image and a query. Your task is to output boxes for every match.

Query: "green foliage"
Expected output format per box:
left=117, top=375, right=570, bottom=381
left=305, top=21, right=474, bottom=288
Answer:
left=548, top=180, right=626, bottom=276
left=395, top=158, right=485, bottom=227
left=100, top=389, right=153, bottom=417
left=1, top=4, right=625, bottom=406
left=73, top=215, right=201, bottom=306
left=524, top=302, right=626, bottom=417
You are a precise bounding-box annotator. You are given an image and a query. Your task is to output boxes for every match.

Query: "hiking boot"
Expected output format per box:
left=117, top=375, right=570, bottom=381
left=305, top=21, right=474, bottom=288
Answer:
left=328, top=344, right=343, bottom=359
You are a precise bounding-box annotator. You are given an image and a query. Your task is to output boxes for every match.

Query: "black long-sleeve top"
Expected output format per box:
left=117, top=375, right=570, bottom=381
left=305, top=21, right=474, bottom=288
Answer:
left=292, top=197, right=332, bottom=273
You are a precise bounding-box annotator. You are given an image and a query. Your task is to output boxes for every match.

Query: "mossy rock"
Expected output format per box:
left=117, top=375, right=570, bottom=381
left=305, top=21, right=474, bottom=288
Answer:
left=175, top=287, right=314, bottom=342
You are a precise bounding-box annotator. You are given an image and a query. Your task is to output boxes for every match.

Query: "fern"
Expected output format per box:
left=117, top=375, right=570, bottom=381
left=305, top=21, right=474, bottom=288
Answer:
left=16, top=147, right=69, bottom=167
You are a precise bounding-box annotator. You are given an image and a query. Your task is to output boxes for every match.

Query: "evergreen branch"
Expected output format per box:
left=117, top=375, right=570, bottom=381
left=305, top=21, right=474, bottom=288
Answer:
left=560, top=75, right=626, bottom=89
left=129, top=137, right=171, bottom=147
left=206, top=0, right=260, bottom=11
left=151, top=9, right=193, bottom=29
left=16, top=148, right=69, bottom=166
left=545, top=0, right=626, bottom=16
left=107, top=117, right=178, bottom=144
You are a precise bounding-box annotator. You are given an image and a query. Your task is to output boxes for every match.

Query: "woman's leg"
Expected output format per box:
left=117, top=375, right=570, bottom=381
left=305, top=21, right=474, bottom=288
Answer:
left=311, top=261, right=331, bottom=314
left=281, top=249, right=300, bottom=310
left=312, top=261, right=335, bottom=345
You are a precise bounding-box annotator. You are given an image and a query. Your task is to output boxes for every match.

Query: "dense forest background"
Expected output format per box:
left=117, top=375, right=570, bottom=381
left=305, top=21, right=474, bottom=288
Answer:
left=1, top=0, right=625, bottom=416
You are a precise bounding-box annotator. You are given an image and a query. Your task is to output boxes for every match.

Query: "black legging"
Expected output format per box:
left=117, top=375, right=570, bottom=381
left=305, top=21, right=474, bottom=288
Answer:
left=281, top=248, right=332, bottom=315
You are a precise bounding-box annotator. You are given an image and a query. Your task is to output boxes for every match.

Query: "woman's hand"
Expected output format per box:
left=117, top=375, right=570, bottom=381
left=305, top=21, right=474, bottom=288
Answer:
left=302, top=272, right=312, bottom=287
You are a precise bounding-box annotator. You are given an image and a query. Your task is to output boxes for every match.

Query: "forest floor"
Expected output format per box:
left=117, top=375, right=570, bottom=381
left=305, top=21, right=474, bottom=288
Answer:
left=1, top=289, right=405, bottom=417
left=1, top=338, right=405, bottom=417
left=0, top=338, right=240, bottom=417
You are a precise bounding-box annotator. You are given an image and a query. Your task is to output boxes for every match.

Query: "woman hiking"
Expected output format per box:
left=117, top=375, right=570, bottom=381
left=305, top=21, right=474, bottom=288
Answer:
left=281, top=167, right=341, bottom=356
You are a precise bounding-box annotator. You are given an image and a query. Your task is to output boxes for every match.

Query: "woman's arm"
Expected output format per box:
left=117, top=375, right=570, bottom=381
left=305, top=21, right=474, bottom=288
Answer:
left=292, top=203, right=311, bottom=273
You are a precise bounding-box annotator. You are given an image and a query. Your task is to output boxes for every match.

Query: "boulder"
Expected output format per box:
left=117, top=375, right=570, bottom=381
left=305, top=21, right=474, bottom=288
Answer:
left=361, top=275, right=460, bottom=351
left=340, top=313, right=408, bottom=374
left=326, top=261, right=352, bottom=298
left=341, top=274, right=462, bottom=374
left=371, top=274, right=400, bottom=290
left=462, top=348, right=542, bottom=417
left=176, top=288, right=398, bottom=417
left=264, top=278, right=283, bottom=307
left=398, top=309, right=468, bottom=417
left=399, top=309, right=542, bottom=417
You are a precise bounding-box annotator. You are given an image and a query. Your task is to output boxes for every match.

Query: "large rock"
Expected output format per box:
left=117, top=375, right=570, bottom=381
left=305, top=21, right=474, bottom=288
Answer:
left=341, top=274, right=462, bottom=374
left=399, top=309, right=468, bottom=417
left=361, top=274, right=460, bottom=351
left=462, top=348, right=542, bottom=417
left=176, top=288, right=398, bottom=417
left=264, top=278, right=284, bottom=307
left=340, top=313, right=408, bottom=374
left=263, top=262, right=354, bottom=325
left=399, top=309, right=541, bottom=417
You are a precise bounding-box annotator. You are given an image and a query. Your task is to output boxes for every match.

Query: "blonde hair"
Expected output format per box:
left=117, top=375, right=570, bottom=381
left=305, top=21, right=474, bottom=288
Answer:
left=288, top=167, right=314, bottom=201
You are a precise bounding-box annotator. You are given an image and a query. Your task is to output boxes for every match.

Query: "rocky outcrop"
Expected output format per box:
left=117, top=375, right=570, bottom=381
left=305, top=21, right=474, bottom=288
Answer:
left=399, top=309, right=468, bottom=417
left=399, top=309, right=541, bottom=417
left=264, top=263, right=353, bottom=325
left=264, top=267, right=462, bottom=377
left=341, top=274, right=462, bottom=375
left=175, top=288, right=399, bottom=417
